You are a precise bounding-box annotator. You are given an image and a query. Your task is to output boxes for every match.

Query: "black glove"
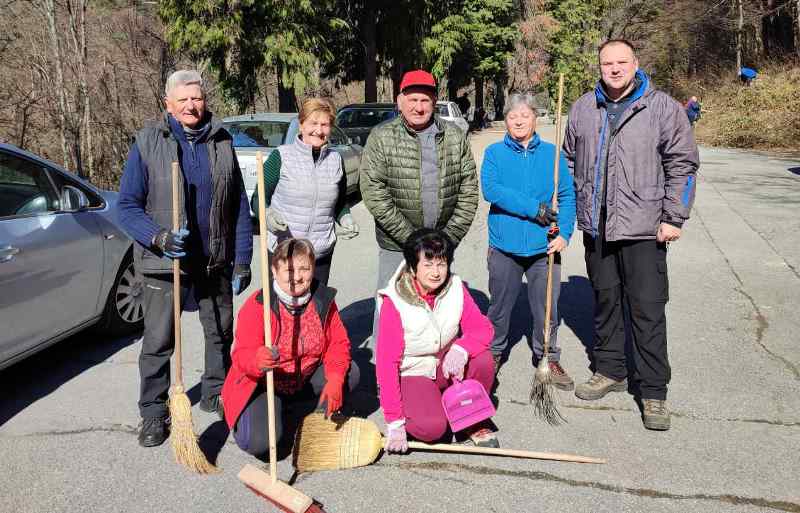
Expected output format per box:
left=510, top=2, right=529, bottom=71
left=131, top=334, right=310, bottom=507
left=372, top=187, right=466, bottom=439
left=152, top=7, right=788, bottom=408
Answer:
left=533, top=202, right=558, bottom=226
left=231, top=264, right=251, bottom=295
left=153, top=228, right=189, bottom=258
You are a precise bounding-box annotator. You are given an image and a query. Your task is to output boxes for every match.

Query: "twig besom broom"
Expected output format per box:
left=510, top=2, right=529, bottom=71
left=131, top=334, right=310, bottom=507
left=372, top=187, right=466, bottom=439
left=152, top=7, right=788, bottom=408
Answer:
left=167, top=162, right=219, bottom=474
left=236, top=151, right=322, bottom=513
left=529, top=74, right=567, bottom=425
left=293, top=413, right=605, bottom=473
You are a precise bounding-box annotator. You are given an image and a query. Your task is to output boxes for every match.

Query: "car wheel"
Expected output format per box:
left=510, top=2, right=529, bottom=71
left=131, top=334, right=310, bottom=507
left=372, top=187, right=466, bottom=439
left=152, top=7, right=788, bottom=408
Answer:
left=97, top=252, right=144, bottom=335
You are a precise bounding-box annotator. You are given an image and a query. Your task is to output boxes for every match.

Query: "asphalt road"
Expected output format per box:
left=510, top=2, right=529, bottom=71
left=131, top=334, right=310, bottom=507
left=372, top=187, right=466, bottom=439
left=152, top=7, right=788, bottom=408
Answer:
left=2, top=123, right=799, bottom=513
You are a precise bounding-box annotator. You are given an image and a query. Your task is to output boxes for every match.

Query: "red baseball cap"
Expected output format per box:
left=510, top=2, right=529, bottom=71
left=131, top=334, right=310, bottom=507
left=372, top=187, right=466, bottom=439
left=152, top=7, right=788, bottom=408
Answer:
left=399, top=70, right=436, bottom=93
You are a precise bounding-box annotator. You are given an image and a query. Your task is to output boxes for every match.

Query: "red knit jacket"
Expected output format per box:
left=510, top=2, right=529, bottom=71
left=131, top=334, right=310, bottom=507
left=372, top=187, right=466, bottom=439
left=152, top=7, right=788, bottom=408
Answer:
left=221, top=284, right=351, bottom=429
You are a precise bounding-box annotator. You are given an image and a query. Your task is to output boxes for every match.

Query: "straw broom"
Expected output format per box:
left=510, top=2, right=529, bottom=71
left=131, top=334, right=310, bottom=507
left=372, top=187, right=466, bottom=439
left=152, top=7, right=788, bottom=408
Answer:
left=167, top=162, right=218, bottom=474
left=236, top=151, right=325, bottom=513
left=293, top=413, right=605, bottom=473
left=529, top=73, right=567, bottom=425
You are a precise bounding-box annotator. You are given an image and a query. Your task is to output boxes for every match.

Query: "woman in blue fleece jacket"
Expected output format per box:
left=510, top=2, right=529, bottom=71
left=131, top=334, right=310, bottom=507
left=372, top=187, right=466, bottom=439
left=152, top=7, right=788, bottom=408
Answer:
left=481, top=92, right=576, bottom=389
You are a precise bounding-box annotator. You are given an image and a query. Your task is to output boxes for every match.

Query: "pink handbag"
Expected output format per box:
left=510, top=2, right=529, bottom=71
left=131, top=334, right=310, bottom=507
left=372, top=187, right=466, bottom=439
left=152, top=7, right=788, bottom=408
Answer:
left=441, top=378, right=496, bottom=433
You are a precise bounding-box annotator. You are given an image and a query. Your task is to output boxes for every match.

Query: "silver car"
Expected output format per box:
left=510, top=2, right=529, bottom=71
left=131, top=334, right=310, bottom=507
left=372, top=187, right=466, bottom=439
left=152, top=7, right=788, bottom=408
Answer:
left=436, top=101, right=470, bottom=133
left=0, top=143, right=143, bottom=370
left=223, top=113, right=363, bottom=215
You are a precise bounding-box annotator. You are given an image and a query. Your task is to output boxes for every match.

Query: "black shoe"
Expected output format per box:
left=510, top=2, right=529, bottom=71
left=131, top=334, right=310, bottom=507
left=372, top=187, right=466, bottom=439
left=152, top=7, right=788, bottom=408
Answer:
left=200, top=394, right=224, bottom=420
left=138, top=417, right=169, bottom=447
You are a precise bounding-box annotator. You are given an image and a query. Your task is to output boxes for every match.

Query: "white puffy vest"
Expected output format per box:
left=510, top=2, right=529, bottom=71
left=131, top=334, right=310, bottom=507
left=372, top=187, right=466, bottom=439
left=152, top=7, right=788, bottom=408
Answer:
left=269, top=136, right=343, bottom=256
left=378, top=263, right=464, bottom=378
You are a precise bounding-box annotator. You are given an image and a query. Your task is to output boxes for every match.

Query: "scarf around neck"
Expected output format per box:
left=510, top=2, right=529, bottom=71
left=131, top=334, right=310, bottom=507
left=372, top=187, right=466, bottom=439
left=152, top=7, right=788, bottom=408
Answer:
left=273, top=279, right=312, bottom=312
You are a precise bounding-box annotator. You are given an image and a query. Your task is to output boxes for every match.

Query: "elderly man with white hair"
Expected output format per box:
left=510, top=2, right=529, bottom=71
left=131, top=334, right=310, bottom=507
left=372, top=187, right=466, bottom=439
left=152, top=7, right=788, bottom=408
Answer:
left=118, top=70, right=253, bottom=447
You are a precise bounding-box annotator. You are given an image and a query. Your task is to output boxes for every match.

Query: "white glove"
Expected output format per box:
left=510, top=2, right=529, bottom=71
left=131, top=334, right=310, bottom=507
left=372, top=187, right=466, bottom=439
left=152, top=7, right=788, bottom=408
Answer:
left=384, top=421, right=409, bottom=454
left=337, top=213, right=359, bottom=240
left=441, top=345, right=468, bottom=381
left=265, top=208, right=288, bottom=234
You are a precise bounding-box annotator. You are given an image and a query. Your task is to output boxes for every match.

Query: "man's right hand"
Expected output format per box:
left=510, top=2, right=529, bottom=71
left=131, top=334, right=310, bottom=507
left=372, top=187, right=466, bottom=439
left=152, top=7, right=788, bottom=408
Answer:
left=533, top=202, right=558, bottom=226
left=153, top=228, right=189, bottom=259
left=265, top=208, right=288, bottom=234
left=255, top=346, right=279, bottom=373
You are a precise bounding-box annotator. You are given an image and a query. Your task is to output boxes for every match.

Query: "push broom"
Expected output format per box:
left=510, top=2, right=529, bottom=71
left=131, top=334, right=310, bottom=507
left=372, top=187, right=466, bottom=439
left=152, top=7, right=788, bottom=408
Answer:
left=237, top=151, right=325, bottom=513
left=293, top=413, right=605, bottom=473
left=529, top=73, right=567, bottom=425
left=168, top=162, right=218, bottom=474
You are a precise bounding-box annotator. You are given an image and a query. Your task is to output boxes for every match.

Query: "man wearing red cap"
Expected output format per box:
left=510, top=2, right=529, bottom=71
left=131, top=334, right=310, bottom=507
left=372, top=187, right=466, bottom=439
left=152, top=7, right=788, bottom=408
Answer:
left=360, top=69, right=479, bottom=347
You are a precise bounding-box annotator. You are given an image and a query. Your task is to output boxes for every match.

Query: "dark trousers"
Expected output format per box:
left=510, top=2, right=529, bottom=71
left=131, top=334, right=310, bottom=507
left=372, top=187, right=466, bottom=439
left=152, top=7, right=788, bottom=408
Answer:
left=583, top=231, right=670, bottom=400
left=138, top=265, right=233, bottom=419
left=487, top=246, right=562, bottom=363
left=233, top=362, right=361, bottom=459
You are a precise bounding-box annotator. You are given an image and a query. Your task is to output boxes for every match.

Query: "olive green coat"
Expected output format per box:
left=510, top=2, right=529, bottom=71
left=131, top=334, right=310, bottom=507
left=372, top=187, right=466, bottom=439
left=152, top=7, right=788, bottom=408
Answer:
left=359, top=115, right=478, bottom=251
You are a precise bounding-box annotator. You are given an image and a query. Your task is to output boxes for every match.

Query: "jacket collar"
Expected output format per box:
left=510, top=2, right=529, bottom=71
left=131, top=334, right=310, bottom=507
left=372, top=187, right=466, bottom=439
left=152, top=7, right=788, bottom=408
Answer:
left=503, top=132, right=541, bottom=153
left=594, top=70, right=650, bottom=107
left=399, top=114, right=445, bottom=138
left=393, top=264, right=453, bottom=308
left=292, top=134, right=330, bottom=159
left=161, top=111, right=223, bottom=141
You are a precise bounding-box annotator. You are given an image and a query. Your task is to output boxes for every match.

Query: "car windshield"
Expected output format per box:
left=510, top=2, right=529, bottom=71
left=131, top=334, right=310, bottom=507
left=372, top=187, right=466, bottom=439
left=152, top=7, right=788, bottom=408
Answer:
left=225, top=121, right=290, bottom=148
left=437, top=104, right=451, bottom=117
left=337, top=108, right=397, bottom=128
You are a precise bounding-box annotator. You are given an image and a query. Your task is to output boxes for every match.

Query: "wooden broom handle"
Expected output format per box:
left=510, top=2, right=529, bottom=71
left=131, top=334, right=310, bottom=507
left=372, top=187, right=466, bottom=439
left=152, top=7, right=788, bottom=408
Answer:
left=171, top=162, right=183, bottom=386
left=542, top=73, right=565, bottom=352
left=405, top=441, right=605, bottom=464
left=255, top=151, right=278, bottom=484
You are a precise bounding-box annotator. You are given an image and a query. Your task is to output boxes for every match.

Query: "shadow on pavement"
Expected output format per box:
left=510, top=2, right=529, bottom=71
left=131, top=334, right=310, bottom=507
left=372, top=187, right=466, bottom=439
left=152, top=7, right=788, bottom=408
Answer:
left=560, top=275, right=596, bottom=371
left=0, top=330, right=141, bottom=428
left=339, top=297, right=379, bottom=418
left=789, top=167, right=800, bottom=176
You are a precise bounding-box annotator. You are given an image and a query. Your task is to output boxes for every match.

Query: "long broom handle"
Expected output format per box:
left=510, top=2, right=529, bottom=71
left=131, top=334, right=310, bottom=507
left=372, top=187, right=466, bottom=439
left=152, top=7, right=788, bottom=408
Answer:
left=405, top=440, right=604, bottom=464
left=255, top=151, right=278, bottom=484
left=171, top=162, right=183, bottom=386
left=542, top=73, right=565, bottom=353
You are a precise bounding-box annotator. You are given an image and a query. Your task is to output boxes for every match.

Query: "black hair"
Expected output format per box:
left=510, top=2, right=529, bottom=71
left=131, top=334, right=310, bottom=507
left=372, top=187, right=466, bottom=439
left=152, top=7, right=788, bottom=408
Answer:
left=598, top=38, right=636, bottom=55
left=403, top=228, right=454, bottom=272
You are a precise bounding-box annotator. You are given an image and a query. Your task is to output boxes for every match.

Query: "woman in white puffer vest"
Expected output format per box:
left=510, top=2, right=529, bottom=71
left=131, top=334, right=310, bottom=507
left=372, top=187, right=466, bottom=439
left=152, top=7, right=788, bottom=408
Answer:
left=252, top=97, right=359, bottom=285
left=376, top=228, right=499, bottom=451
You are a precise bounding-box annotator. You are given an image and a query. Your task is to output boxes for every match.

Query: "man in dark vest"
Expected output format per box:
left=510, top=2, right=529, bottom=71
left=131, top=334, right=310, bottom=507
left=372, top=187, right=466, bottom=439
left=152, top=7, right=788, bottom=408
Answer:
left=118, top=70, right=253, bottom=447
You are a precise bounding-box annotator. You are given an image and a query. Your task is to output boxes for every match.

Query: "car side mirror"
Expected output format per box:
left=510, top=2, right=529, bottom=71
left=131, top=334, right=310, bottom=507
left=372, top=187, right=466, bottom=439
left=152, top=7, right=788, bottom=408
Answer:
left=60, top=185, right=89, bottom=212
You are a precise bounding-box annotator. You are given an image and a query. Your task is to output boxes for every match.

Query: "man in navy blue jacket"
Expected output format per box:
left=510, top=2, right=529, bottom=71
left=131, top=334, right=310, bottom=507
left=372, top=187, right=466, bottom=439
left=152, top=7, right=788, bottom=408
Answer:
left=119, top=70, right=253, bottom=447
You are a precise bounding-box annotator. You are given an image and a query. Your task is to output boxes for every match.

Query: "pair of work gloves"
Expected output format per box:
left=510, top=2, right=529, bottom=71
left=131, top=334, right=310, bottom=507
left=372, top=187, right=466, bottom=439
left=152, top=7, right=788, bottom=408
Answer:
left=254, top=345, right=344, bottom=418
left=153, top=228, right=251, bottom=295
left=384, top=344, right=468, bottom=454
left=264, top=208, right=359, bottom=240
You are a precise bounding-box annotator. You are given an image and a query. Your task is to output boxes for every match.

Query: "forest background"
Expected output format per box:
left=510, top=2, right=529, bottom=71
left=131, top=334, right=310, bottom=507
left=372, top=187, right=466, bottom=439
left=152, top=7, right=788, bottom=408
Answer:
left=1, top=0, right=799, bottom=189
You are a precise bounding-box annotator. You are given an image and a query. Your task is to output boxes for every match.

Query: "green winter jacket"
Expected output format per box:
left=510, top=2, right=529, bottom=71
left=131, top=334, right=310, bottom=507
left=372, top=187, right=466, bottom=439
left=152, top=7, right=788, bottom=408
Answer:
left=359, top=115, right=478, bottom=251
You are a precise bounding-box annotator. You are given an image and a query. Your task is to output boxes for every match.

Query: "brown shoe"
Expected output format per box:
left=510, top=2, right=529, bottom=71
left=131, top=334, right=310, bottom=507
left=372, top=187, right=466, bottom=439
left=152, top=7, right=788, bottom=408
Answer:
left=574, top=373, right=627, bottom=400
left=492, top=353, right=502, bottom=374
left=642, top=399, right=670, bottom=431
left=548, top=361, right=574, bottom=391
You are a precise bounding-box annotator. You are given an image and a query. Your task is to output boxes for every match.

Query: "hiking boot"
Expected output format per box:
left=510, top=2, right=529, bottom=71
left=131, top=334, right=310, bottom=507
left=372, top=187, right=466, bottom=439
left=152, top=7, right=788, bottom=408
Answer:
left=200, top=394, right=224, bottom=420
left=642, top=399, right=670, bottom=431
left=548, top=361, right=575, bottom=391
left=465, top=421, right=499, bottom=448
left=574, top=373, right=627, bottom=400
left=138, top=417, right=169, bottom=447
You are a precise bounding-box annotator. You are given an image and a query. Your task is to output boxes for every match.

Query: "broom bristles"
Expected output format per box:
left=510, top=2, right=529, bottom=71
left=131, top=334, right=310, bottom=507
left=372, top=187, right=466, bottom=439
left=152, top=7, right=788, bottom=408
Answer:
left=529, top=357, right=567, bottom=426
left=293, top=413, right=383, bottom=473
left=168, top=385, right=219, bottom=474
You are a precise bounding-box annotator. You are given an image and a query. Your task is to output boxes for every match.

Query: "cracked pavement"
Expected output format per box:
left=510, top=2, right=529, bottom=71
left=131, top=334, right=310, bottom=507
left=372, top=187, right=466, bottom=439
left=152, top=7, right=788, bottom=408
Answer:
left=1, top=126, right=798, bottom=513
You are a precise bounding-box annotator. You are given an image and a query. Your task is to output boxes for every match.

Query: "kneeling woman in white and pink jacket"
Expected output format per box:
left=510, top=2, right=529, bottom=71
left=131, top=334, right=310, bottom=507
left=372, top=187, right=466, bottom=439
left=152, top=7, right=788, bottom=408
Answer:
left=376, top=228, right=498, bottom=452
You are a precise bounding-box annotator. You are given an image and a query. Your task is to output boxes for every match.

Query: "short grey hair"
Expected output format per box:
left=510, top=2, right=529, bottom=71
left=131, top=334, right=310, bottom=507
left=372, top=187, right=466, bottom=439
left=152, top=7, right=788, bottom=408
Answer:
left=165, top=70, right=204, bottom=97
left=503, top=92, right=538, bottom=118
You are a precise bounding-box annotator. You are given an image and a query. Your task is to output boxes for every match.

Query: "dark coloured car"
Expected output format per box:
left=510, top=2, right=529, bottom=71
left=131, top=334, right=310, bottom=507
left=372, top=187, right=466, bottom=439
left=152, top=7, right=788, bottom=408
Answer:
left=335, top=103, right=399, bottom=146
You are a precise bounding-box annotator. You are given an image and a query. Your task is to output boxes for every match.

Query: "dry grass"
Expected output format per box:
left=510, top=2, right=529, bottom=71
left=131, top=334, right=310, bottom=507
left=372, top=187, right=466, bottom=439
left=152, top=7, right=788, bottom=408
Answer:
left=683, top=64, right=800, bottom=152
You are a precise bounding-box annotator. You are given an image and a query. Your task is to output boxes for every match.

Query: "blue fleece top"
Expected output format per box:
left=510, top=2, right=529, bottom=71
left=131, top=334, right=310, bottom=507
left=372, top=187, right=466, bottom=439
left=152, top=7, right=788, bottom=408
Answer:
left=118, top=114, right=252, bottom=265
left=481, top=133, right=576, bottom=257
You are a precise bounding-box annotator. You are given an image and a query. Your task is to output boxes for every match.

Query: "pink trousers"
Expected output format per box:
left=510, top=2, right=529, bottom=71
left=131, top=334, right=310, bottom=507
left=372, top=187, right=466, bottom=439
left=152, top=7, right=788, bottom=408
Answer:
left=400, top=350, right=495, bottom=442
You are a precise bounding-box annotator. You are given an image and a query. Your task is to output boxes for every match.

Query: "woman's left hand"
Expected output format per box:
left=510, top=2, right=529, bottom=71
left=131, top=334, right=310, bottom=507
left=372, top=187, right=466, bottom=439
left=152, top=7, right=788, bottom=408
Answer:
left=338, top=213, right=359, bottom=240
left=442, top=345, right=468, bottom=381
left=318, top=379, right=344, bottom=418
left=547, top=235, right=568, bottom=255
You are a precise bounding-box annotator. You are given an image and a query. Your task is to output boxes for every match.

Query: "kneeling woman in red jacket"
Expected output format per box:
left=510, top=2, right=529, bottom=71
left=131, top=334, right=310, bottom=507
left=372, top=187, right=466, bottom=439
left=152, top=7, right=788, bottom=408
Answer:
left=221, top=238, right=358, bottom=459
